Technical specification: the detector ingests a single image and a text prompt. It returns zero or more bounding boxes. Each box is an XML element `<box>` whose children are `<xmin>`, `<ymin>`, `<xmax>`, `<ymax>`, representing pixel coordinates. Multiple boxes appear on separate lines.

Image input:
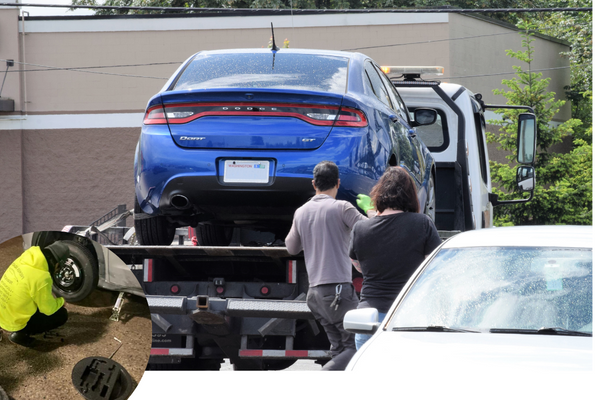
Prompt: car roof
<box><xmin>192</xmin><ymin>48</ymin><xmax>367</xmax><ymax>60</ymax></box>
<box><xmin>443</xmin><ymin>226</ymin><xmax>593</xmax><ymax>249</ymax></box>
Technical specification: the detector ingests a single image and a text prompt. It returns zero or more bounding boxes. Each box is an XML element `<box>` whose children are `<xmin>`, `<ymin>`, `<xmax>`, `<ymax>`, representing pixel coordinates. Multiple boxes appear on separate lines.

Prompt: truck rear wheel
<box><xmin>195</xmin><ymin>224</ymin><xmax>233</xmax><ymax>246</ymax></box>
<box><xmin>134</xmin><ymin>196</ymin><xmax>176</xmax><ymax>245</ymax></box>
<box><xmin>52</xmin><ymin>240</ymin><xmax>99</xmax><ymax>303</ymax></box>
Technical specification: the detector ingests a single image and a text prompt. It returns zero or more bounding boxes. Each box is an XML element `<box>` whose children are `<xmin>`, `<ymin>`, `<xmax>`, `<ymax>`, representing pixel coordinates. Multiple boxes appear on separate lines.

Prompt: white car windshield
<box><xmin>388</xmin><ymin>247</ymin><xmax>592</xmax><ymax>334</ymax></box>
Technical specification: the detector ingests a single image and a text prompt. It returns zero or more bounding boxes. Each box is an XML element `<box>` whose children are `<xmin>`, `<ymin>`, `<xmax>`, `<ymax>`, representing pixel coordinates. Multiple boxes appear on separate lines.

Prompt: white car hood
<box><xmin>346</xmin><ymin>331</ymin><xmax>592</xmax><ymax>372</ymax></box>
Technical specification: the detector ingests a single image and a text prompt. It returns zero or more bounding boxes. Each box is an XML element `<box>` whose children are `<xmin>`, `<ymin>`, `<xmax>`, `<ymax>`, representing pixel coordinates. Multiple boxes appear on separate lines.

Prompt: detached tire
<box><xmin>52</xmin><ymin>240</ymin><xmax>99</xmax><ymax>303</ymax></box>
<box><xmin>195</xmin><ymin>224</ymin><xmax>233</xmax><ymax>246</ymax></box>
<box><xmin>134</xmin><ymin>196</ymin><xmax>176</xmax><ymax>245</ymax></box>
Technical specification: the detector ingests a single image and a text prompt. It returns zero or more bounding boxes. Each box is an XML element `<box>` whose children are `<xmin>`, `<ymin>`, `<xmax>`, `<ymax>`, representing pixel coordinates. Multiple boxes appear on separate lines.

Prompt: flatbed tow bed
<box><xmin>107</xmin><ymin>244</ymin><xmax>331</xmax><ymax>370</ymax></box>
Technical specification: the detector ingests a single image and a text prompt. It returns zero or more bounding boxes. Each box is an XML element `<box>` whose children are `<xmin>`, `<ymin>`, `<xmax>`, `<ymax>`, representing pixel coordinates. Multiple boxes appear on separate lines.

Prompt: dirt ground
<box><xmin>0</xmin><ymin>236</ymin><xmax>152</xmax><ymax>400</ymax></box>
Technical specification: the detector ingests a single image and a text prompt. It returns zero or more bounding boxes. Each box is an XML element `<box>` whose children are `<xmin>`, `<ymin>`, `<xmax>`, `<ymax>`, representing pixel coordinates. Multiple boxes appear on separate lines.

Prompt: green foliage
<box><xmin>72</xmin><ymin>0</ymin><xmax>538</xmax><ymax>17</ymax></box>
<box><xmin>525</xmin><ymin>0</ymin><xmax>592</xmax><ymax>143</ymax></box>
<box><xmin>412</xmin><ymin>0</ymin><xmax>543</xmax><ymax>23</ymax></box>
<box><xmin>487</xmin><ymin>22</ymin><xmax>591</xmax><ymax>226</ymax></box>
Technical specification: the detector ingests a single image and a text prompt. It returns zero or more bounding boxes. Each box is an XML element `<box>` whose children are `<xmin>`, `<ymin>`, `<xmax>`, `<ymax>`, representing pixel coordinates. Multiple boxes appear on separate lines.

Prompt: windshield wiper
<box><xmin>490</xmin><ymin>327</ymin><xmax>592</xmax><ymax>337</ymax></box>
<box><xmin>392</xmin><ymin>326</ymin><xmax>480</xmax><ymax>333</ymax></box>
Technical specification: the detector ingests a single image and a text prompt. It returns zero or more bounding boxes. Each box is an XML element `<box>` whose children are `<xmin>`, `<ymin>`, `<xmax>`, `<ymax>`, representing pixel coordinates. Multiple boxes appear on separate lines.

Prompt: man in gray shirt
<box><xmin>286</xmin><ymin>161</ymin><xmax>369</xmax><ymax>370</ymax></box>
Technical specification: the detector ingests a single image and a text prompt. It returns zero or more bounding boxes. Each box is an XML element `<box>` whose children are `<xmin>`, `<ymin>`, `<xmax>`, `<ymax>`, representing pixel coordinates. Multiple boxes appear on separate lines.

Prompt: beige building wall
<box><xmin>0</xmin><ymin>6</ymin><xmax>24</xmax><ymax>239</ymax></box>
<box><xmin>0</xmin><ymin>11</ymin><xmax>572</xmax><ymax>243</ymax></box>
<box><xmin>0</xmin><ymin>7</ymin><xmax>21</xmax><ymax>108</ymax></box>
<box><xmin>448</xmin><ymin>14</ymin><xmax>570</xmax><ymax>121</ymax></box>
<box><xmin>19</xmin><ymin>14</ymin><xmax>453</xmax><ymax>114</ymax></box>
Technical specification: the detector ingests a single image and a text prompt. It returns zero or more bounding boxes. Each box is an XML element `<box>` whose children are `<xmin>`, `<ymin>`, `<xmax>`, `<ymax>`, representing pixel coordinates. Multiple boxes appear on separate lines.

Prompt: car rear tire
<box><xmin>134</xmin><ymin>196</ymin><xmax>176</xmax><ymax>245</ymax></box>
<box><xmin>52</xmin><ymin>240</ymin><xmax>99</xmax><ymax>303</ymax></box>
<box><xmin>424</xmin><ymin>176</ymin><xmax>436</xmax><ymax>223</ymax></box>
<box><xmin>195</xmin><ymin>224</ymin><xmax>233</xmax><ymax>246</ymax></box>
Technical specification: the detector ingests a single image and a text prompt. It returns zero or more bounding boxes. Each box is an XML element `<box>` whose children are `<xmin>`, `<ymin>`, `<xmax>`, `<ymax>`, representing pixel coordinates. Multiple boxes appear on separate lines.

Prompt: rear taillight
<box><xmin>143</xmin><ymin>102</ymin><xmax>367</xmax><ymax>127</ymax></box>
<box><xmin>334</xmin><ymin>107</ymin><xmax>368</xmax><ymax>127</ymax></box>
<box><xmin>143</xmin><ymin>105</ymin><xmax>167</xmax><ymax>125</ymax></box>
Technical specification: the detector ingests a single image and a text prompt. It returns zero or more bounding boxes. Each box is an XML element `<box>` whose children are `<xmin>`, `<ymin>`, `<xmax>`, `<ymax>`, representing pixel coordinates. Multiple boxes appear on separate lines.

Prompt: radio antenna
<box><xmin>270</xmin><ymin>22</ymin><xmax>280</xmax><ymax>69</ymax></box>
<box><xmin>270</xmin><ymin>23</ymin><xmax>280</xmax><ymax>52</ymax></box>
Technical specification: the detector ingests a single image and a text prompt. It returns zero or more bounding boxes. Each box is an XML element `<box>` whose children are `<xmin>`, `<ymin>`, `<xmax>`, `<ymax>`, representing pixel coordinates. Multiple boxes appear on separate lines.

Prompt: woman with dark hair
<box><xmin>349</xmin><ymin>167</ymin><xmax>441</xmax><ymax>349</ymax></box>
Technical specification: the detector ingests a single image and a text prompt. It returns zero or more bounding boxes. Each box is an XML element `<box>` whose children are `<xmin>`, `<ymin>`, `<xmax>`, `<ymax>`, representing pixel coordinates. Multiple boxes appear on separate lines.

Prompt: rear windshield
<box><xmin>171</xmin><ymin>52</ymin><xmax>349</xmax><ymax>94</ymax></box>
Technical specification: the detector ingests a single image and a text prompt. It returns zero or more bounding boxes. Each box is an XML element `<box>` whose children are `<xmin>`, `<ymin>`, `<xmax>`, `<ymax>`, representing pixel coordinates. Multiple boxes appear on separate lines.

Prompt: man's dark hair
<box><xmin>313</xmin><ymin>161</ymin><xmax>339</xmax><ymax>191</ymax></box>
<box><xmin>370</xmin><ymin>167</ymin><xmax>420</xmax><ymax>213</ymax></box>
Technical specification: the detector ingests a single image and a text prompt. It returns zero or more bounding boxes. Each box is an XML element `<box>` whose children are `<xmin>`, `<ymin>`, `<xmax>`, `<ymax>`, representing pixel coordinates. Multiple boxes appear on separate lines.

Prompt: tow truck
<box><xmin>385</xmin><ymin>66</ymin><xmax>537</xmax><ymax>233</ymax></box>
<box><xmin>66</xmin><ymin>66</ymin><xmax>537</xmax><ymax>370</ymax></box>
<box><xmin>106</xmin><ymin>230</ymin><xmax>330</xmax><ymax>370</ymax></box>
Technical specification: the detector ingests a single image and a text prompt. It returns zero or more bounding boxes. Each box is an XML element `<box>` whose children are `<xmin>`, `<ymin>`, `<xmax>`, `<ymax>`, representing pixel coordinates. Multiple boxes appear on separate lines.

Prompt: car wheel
<box><xmin>424</xmin><ymin>176</ymin><xmax>436</xmax><ymax>223</ymax></box>
<box><xmin>195</xmin><ymin>224</ymin><xmax>233</xmax><ymax>246</ymax></box>
<box><xmin>134</xmin><ymin>196</ymin><xmax>176</xmax><ymax>245</ymax></box>
<box><xmin>52</xmin><ymin>240</ymin><xmax>99</xmax><ymax>303</ymax></box>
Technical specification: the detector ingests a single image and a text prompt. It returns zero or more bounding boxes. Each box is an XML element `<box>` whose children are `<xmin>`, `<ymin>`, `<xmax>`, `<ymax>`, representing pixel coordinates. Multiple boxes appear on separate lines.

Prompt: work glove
<box><xmin>356</xmin><ymin>194</ymin><xmax>374</xmax><ymax>213</ymax></box>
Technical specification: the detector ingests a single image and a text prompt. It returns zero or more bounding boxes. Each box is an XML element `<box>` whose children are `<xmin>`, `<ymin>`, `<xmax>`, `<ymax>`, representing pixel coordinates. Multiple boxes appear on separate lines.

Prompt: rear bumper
<box><xmin>147</xmin><ymin>295</ymin><xmax>314</xmax><ymax>320</ymax></box>
<box><xmin>158</xmin><ymin>175</ymin><xmax>314</xmax><ymax>222</ymax></box>
<box><xmin>134</xmin><ymin>125</ymin><xmax>383</xmax><ymax>220</ymax></box>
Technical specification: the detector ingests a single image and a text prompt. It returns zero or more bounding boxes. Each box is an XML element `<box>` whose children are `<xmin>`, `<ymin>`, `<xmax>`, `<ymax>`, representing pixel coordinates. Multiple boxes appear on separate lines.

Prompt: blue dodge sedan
<box><xmin>134</xmin><ymin>48</ymin><xmax>436</xmax><ymax>245</ymax></box>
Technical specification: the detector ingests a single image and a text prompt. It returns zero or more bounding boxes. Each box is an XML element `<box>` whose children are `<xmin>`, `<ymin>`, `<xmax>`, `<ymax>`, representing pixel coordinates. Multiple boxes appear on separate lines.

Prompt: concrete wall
<box><xmin>0</xmin><ymin>11</ymin><xmax>572</xmax><ymax>243</ymax></box>
<box><xmin>448</xmin><ymin>14</ymin><xmax>570</xmax><ymax>121</ymax></box>
<box><xmin>18</xmin><ymin>13</ymin><xmax>452</xmax><ymax>113</ymax></box>
<box><xmin>0</xmin><ymin>7</ymin><xmax>21</xmax><ymax>109</ymax></box>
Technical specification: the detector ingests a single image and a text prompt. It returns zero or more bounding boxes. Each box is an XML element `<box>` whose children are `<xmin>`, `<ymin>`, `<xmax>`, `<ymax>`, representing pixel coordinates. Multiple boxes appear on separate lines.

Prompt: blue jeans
<box><xmin>354</xmin><ymin>311</ymin><xmax>387</xmax><ymax>350</ymax></box>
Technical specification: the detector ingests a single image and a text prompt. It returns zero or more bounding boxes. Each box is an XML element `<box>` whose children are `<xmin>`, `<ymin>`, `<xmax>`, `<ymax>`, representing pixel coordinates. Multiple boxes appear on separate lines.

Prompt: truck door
<box><xmin>471</xmin><ymin>98</ymin><xmax>492</xmax><ymax>228</ymax></box>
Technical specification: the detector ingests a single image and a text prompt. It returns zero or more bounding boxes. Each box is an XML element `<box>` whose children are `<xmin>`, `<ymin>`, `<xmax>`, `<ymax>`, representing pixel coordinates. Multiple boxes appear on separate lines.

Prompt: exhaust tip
<box><xmin>170</xmin><ymin>194</ymin><xmax>191</xmax><ymax>210</ymax></box>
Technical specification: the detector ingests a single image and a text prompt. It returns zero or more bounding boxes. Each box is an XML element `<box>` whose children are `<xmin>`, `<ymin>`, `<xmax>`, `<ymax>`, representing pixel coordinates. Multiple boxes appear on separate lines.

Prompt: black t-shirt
<box><xmin>349</xmin><ymin>212</ymin><xmax>442</xmax><ymax>313</ymax></box>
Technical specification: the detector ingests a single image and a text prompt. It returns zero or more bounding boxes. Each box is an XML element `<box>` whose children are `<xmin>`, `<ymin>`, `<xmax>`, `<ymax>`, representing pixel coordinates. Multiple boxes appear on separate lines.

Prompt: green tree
<box><xmin>72</xmin><ymin>0</ymin><xmax>536</xmax><ymax>16</ymax></box>
<box><xmin>412</xmin><ymin>0</ymin><xmax>545</xmax><ymax>23</ymax></box>
<box><xmin>525</xmin><ymin>0</ymin><xmax>592</xmax><ymax>143</ymax></box>
<box><xmin>487</xmin><ymin>22</ymin><xmax>591</xmax><ymax>226</ymax></box>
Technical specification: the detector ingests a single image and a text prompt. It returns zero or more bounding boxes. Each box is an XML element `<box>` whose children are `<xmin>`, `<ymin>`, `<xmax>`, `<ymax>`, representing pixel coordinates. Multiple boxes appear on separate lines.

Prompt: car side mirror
<box><xmin>517</xmin><ymin>113</ymin><xmax>536</xmax><ymax>164</ymax></box>
<box><xmin>343</xmin><ymin>308</ymin><xmax>381</xmax><ymax>334</ymax></box>
<box><xmin>516</xmin><ymin>166</ymin><xmax>535</xmax><ymax>192</ymax></box>
<box><xmin>413</xmin><ymin>108</ymin><xmax>437</xmax><ymax>126</ymax></box>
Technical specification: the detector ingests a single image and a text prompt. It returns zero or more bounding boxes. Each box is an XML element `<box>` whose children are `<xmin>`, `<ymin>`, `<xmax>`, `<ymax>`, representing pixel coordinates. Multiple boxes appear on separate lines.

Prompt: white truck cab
<box><xmin>386</xmin><ymin>67</ymin><xmax>536</xmax><ymax>233</ymax></box>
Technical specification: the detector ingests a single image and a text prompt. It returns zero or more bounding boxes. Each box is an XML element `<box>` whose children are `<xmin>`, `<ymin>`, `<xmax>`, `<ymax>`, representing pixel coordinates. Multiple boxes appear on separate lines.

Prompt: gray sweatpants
<box><xmin>307</xmin><ymin>282</ymin><xmax>359</xmax><ymax>371</ymax></box>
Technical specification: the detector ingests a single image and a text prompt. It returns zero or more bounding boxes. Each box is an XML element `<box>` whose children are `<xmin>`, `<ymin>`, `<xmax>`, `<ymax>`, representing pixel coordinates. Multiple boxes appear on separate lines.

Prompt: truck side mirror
<box><xmin>413</xmin><ymin>108</ymin><xmax>437</xmax><ymax>126</ymax></box>
<box><xmin>517</xmin><ymin>113</ymin><xmax>536</xmax><ymax>164</ymax></box>
<box><xmin>516</xmin><ymin>166</ymin><xmax>535</xmax><ymax>192</ymax></box>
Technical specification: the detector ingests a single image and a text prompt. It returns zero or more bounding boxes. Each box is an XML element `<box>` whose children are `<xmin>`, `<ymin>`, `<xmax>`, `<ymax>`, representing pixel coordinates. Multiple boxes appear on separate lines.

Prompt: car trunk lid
<box><xmin>154</xmin><ymin>90</ymin><xmax>348</xmax><ymax>150</ymax></box>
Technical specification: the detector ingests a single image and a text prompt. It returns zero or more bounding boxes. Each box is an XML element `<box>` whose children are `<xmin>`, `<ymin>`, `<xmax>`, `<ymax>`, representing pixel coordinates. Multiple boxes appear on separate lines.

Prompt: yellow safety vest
<box><xmin>0</xmin><ymin>246</ymin><xmax>65</xmax><ymax>332</ymax></box>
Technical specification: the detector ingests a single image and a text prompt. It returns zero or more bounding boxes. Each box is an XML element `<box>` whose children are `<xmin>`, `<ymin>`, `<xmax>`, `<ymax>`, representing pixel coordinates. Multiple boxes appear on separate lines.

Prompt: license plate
<box><xmin>224</xmin><ymin>160</ymin><xmax>270</xmax><ymax>183</ymax></box>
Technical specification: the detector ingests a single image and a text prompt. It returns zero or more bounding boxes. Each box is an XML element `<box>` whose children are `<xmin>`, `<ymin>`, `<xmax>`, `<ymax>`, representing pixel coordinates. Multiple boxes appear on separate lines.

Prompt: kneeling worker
<box><xmin>0</xmin><ymin>242</ymin><xmax>70</xmax><ymax>347</ymax></box>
